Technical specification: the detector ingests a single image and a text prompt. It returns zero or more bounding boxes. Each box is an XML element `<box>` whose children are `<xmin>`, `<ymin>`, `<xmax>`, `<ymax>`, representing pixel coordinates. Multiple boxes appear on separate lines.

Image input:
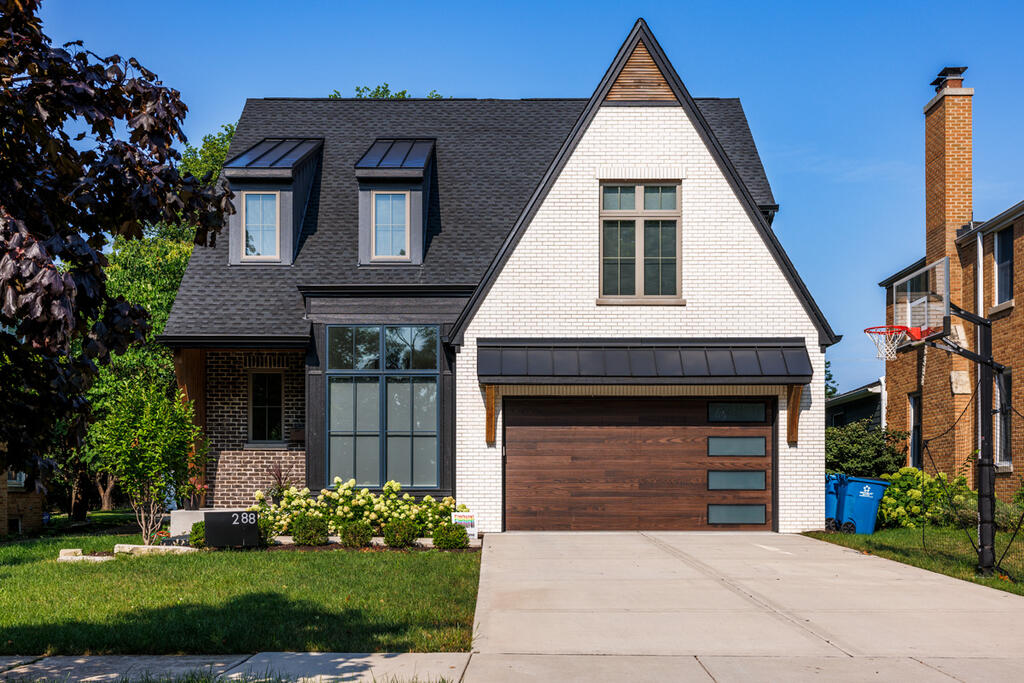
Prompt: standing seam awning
<box><xmin>476</xmin><ymin>338</ymin><xmax>813</xmax><ymax>385</ymax></box>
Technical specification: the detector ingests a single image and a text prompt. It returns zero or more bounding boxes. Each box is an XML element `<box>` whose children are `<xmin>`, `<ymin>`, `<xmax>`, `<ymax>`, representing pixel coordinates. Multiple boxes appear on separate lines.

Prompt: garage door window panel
<box><xmin>708</xmin><ymin>504</ymin><xmax>766</xmax><ymax>525</ymax></box>
<box><xmin>707</xmin><ymin>470</ymin><xmax>766</xmax><ymax>490</ymax></box>
<box><xmin>708</xmin><ymin>401</ymin><xmax>767</xmax><ymax>423</ymax></box>
<box><xmin>326</xmin><ymin>325</ymin><xmax>440</xmax><ymax>489</ymax></box>
<box><xmin>707</xmin><ymin>436</ymin><xmax>766</xmax><ymax>456</ymax></box>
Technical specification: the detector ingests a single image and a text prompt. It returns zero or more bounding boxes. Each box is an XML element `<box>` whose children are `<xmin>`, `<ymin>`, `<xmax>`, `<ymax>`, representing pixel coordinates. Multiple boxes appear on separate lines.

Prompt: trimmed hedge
<box><xmin>291</xmin><ymin>514</ymin><xmax>329</xmax><ymax>546</ymax></box>
<box><xmin>383</xmin><ymin>519</ymin><xmax>419</xmax><ymax>548</ymax></box>
<box><xmin>432</xmin><ymin>522</ymin><xmax>469</xmax><ymax>550</ymax></box>
<box><xmin>339</xmin><ymin>521</ymin><xmax>374</xmax><ymax>549</ymax></box>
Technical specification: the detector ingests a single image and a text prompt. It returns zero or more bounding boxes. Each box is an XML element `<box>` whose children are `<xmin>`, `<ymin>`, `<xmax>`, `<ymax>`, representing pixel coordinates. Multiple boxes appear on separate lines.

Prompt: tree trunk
<box><xmin>69</xmin><ymin>467</ymin><xmax>91</xmax><ymax>522</ymax></box>
<box><xmin>95</xmin><ymin>473</ymin><xmax>116</xmax><ymax>511</ymax></box>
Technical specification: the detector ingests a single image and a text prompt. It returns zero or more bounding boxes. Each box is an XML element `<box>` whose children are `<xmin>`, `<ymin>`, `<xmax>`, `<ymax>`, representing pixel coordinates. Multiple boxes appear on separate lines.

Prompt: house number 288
<box><xmin>231</xmin><ymin>512</ymin><xmax>257</xmax><ymax>525</ymax></box>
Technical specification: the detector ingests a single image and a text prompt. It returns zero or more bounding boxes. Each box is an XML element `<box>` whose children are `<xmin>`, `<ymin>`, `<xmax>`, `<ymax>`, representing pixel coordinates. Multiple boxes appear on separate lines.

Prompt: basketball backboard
<box><xmin>891</xmin><ymin>257</ymin><xmax>950</xmax><ymax>342</ymax></box>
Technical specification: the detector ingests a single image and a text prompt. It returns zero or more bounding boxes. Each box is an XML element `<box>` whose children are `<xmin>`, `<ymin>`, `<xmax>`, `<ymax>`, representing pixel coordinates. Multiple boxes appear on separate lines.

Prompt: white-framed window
<box><xmin>6</xmin><ymin>470</ymin><xmax>26</xmax><ymax>489</ymax></box>
<box><xmin>995</xmin><ymin>227</ymin><xmax>1014</xmax><ymax>305</ymax></box>
<box><xmin>241</xmin><ymin>191</ymin><xmax>280</xmax><ymax>261</ymax></box>
<box><xmin>371</xmin><ymin>190</ymin><xmax>411</xmax><ymax>261</ymax></box>
<box><xmin>599</xmin><ymin>182</ymin><xmax>681</xmax><ymax>300</ymax></box>
<box><xmin>249</xmin><ymin>370</ymin><xmax>285</xmax><ymax>443</ymax></box>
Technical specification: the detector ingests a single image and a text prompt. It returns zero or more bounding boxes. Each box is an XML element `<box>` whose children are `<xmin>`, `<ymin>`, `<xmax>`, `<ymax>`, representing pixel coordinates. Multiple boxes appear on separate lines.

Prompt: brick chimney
<box><xmin>924</xmin><ymin>66</ymin><xmax>972</xmax><ymax>293</ymax></box>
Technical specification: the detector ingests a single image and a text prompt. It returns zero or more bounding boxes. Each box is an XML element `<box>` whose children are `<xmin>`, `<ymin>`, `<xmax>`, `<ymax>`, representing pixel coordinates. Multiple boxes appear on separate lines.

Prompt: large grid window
<box><xmin>996</xmin><ymin>227</ymin><xmax>1014</xmax><ymax>305</ymax></box>
<box><xmin>326</xmin><ymin>325</ymin><xmax>439</xmax><ymax>488</ymax></box>
<box><xmin>242</xmin><ymin>192</ymin><xmax>279</xmax><ymax>259</ymax></box>
<box><xmin>600</xmin><ymin>183</ymin><xmax>679</xmax><ymax>299</ymax></box>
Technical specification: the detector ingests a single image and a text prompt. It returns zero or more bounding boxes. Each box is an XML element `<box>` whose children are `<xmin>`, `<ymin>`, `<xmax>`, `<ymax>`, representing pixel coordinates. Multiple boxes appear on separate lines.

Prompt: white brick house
<box><xmin>165</xmin><ymin>19</ymin><xmax>838</xmax><ymax>532</ymax></box>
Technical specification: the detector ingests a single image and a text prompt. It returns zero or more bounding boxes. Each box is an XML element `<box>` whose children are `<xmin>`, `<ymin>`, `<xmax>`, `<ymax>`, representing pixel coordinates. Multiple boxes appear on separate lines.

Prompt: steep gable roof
<box><xmin>449</xmin><ymin>19</ymin><xmax>838</xmax><ymax>347</ymax></box>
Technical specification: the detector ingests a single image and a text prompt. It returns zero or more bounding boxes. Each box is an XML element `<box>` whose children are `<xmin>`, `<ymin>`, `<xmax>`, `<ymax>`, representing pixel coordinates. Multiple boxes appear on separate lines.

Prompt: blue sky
<box><xmin>40</xmin><ymin>1</ymin><xmax>1024</xmax><ymax>391</ymax></box>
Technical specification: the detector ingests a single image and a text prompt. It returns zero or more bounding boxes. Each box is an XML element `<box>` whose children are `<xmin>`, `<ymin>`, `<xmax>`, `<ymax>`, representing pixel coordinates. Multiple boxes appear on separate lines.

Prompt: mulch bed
<box><xmin>228</xmin><ymin>543</ymin><xmax>481</xmax><ymax>553</ymax></box>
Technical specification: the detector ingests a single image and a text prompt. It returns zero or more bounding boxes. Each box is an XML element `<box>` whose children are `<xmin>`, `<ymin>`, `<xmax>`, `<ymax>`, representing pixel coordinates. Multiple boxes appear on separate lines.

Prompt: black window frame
<box><xmin>324</xmin><ymin>325</ymin><xmax>441</xmax><ymax>490</ymax></box>
<box><xmin>995</xmin><ymin>227</ymin><xmax>1014</xmax><ymax>305</ymax></box>
<box><xmin>707</xmin><ymin>503</ymin><xmax>767</xmax><ymax>525</ymax></box>
<box><xmin>707</xmin><ymin>436</ymin><xmax>767</xmax><ymax>457</ymax></box>
<box><xmin>248</xmin><ymin>370</ymin><xmax>285</xmax><ymax>445</ymax></box>
<box><xmin>706</xmin><ymin>470</ymin><xmax>767</xmax><ymax>491</ymax></box>
<box><xmin>707</xmin><ymin>400</ymin><xmax>768</xmax><ymax>423</ymax></box>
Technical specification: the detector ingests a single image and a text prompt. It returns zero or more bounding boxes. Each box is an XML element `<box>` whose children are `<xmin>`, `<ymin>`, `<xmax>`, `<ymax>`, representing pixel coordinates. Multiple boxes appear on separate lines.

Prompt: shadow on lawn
<box><xmin>1</xmin><ymin>592</ymin><xmax>418</xmax><ymax>656</ymax></box>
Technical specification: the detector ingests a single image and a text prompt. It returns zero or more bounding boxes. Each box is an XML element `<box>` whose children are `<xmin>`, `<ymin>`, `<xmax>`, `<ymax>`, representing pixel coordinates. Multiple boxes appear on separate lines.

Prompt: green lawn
<box><xmin>806</xmin><ymin>527</ymin><xmax>1024</xmax><ymax>597</ymax></box>
<box><xmin>0</xmin><ymin>534</ymin><xmax>480</xmax><ymax>655</ymax></box>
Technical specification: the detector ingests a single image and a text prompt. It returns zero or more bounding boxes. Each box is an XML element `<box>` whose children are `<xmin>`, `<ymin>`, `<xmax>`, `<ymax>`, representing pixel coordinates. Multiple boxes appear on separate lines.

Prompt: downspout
<box><xmin>977</xmin><ymin>231</ymin><xmax>984</xmax><ymax>453</ymax></box>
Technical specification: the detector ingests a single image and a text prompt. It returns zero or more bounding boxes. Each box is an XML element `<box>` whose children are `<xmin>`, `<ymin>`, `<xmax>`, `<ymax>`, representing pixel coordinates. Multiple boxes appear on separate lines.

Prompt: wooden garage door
<box><xmin>503</xmin><ymin>397</ymin><xmax>774</xmax><ymax>531</ymax></box>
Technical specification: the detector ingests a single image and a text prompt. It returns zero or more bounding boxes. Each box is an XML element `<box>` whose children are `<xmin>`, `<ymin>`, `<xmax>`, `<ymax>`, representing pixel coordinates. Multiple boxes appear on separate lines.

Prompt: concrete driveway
<box><xmin>466</xmin><ymin>532</ymin><xmax>1024</xmax><ymax>681</ymax></box>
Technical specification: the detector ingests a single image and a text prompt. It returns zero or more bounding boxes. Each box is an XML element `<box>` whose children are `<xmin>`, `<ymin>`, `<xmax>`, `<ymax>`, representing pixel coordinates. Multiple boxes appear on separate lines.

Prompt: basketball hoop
<box><xmin>864</xmin><ymin>325</ymin><xmax>912</xmax><ymax>360</ymax></box>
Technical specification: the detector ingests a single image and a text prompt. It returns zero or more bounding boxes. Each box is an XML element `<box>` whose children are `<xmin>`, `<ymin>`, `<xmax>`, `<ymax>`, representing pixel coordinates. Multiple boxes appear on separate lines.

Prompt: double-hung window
<box><xmin>249</xmin><ymin>371</ymin><xmax>284</xmax><ymax>443</ymax></box>
<box><xmin>371</xmin><ymin>191</ymin><xmax>410</xmax><ymax>260</ymax></box>
<box><xmin>242</xmin><ymin>192</ymin><xmax>280</xmax><ymax>260</ymax></box>
<box><xmin>326</xmin><ymin>325</ymin><xmax>440</xmax><ymax>488</ymax></box>
<box><xmin>600</xmin><ymin>183</ymin><xmax>680</xmax><ymax>300</ymax></box>
<box><xmin>995</xmin><ymin>227</ymin><xmax>1013</xmax><ymax>305</ymax></box>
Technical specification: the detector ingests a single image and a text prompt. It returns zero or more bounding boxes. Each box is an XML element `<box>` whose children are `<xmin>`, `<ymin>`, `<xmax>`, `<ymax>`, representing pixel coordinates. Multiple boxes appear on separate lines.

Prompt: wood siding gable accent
<box><xmin>605</xmin><ymin>42</ymin><xmax>678</xmax><ymax>103</ymax></box>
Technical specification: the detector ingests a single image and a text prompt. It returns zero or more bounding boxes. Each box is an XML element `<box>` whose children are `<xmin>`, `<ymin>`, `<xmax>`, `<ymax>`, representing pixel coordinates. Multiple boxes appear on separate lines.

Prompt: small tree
<box><xmin>88</xmin><ymin>378</ymin><xmax>205</xmax><ymax>544</ymax></box>
<box><xmin>825</xmin><ymin>419</ymin><xmax>907</xmax><ymax>478</ymax></box>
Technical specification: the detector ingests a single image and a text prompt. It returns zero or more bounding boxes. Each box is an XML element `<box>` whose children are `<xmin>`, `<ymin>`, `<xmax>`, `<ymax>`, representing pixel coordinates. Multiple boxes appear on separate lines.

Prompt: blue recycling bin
<box><xmin>825</xmin><ymin>474</ymin><xmax>845</xmax><ymax>531</ymax></box>
<box><xmin>840</xmin><ymin>477</ymin><xmax>891</xmax><ymax>535</ymax></box>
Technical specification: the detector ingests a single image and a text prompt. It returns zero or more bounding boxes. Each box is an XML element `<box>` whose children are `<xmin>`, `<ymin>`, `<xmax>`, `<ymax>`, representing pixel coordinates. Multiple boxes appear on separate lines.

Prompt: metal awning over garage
<box><xmin>476</xmin><ymin>338</ymin><xmax>813</xmax><ymax>385</ymax></box>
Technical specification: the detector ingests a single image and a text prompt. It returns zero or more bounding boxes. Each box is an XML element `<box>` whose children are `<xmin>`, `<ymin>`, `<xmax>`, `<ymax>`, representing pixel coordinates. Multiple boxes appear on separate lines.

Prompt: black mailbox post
<box><xmin>204</xmin><ymin>511</ymin><xmax>261</xmax><ymax>547</ymax></box>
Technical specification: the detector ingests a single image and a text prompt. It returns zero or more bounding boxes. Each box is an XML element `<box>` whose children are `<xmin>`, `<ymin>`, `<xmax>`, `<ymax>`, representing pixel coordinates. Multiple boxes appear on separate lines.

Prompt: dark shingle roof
<box><xmin>164</xmin><ymin>97</ymin><xmax>776</xmax><ymax>340</ymax></box>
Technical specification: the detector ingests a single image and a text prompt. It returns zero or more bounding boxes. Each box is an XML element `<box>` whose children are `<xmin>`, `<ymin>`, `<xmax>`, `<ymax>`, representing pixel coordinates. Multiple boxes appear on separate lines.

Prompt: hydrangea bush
<box><xmin>877</xmin><ymin>467</ymin><xmax>971</xmax><ymax>529</ymax></box>
<box><xmin>249</xmin><ymin>478</ymin><xmax>467</xmax><ymax>536</ymax></box>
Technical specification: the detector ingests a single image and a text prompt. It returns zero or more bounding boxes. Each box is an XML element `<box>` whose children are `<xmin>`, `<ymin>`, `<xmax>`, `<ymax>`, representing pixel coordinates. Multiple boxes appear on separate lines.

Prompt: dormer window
<box><xmin>372</xmin><ymin>191</ymin><xmax>410</xmax><ymax>260</ymax></box>
<box><xmin>242</xmin><ymin>192</ymin><xmax>280</xmax><ymax>260</ymax></box>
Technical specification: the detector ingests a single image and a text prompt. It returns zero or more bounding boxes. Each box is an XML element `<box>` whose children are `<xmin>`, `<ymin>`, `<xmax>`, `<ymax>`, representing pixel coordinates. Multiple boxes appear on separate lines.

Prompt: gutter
<box><xmin>956</xmin><ymin>198</ymin><xmax>1024</xmax><ymax>246</ymax></box>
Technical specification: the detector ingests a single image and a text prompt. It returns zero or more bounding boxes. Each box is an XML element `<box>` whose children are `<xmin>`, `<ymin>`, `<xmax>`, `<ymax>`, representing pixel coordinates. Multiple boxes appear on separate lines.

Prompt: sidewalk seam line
<box><xmin>215</xmin><ymin>653</ymin><xmax>256</xmax><ymax>681</ymax></box>
<box><xmin>457</xmin><ymin>652</ymin><xmax>472</xmax><ymax>683</ymax></box>
<box><xmin>694</xmin><ymin>655</ymin><xmax>719</xmax><ymax>682</ymax></box>
<box><xmin>639</xmin><ymin>532</ymin><xmax>856</xmax><ymax>658</ymax></box>
<box><xmin>910</xmin><ymin>656</ymin><xmax>967</xmax><ymax>682</ymax></box>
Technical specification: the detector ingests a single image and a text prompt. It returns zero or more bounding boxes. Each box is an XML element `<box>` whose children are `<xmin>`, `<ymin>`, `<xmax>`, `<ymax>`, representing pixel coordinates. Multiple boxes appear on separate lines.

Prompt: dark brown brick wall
<box><xmin>204</xmin><ymin>350</ymin><xmax>308</xmax><ymax>507</ymax></box>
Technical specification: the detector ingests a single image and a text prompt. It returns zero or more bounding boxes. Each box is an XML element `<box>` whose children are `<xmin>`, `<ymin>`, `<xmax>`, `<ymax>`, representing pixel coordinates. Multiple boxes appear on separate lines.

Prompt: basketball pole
<box><xmin>933</xmin><ymin>304</ymin><xmax>1008</xmax><ymax>575</ymax></box>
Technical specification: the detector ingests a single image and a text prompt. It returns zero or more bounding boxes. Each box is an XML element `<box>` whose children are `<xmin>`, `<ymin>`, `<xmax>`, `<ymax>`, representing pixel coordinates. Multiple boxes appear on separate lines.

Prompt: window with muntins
<box><xmin>250</xmin><ymin>372</ymin><xmax>284</xmax><ymax>442</ymax></box>
<box><xmin>372</xmin><ymin>191</ymin><xmax>410</xmax><ymax>260</ymax></box>
<box><xmin>600</xmin><ymin>183</ymin><xmax>679</xmax><ymax>299</ymax></box>
<box><xmin>326</xmin><ymin>325</ymin><xmax>440</xmax><ymax>488</ymax></box>
<box><xmin>243</xmin><ymin>192</ymin><xmax>279</xmax><ymax>260</ymax></box>
<box><xmin>996</xmin><ymin>227</ymin><xmax>1013</xmax><ymax>304</ymax></box>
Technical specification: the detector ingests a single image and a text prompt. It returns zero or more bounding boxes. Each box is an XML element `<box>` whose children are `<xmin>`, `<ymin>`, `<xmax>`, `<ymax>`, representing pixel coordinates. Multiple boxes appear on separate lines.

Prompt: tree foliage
<box><xmin>825</xmin><ymin>419</ymin><xmax>907</xmax><ymax>478</ymax></box>
<box><xmin>87</xmin><ymin>378</ymin><xmax>205</xmax><ymax>544</ymax></box>
<box><xmin>0</xmin><ymin>1</ymin><xmax>232</xmax><ymax>474</ymax></box>
<box><xmin>328</xmin><ymin>83</ymin><xmax>443</xmax><ymax>99</ymax></box>
<box><xmin>825</xmin><ymin>360</ymin><xmax>837</xmax><ymax>398</ymax></box>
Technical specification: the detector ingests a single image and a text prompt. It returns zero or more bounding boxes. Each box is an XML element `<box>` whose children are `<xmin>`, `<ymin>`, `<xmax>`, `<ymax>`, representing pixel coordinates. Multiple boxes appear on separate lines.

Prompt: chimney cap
<box><xmin>931</xmin><ymin>66</ymin><xmax>968</xmax><ymax>89</ymax></box>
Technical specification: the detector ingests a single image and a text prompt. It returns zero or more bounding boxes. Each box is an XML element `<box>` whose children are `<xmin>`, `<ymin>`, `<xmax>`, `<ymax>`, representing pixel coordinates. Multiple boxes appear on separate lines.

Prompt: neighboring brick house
<box><xmin>2</xmin><ymin>469</ymin><xmax>44</xmax><ymax>536</ymax></box>
<box><xmin>161</xmin><ymin>19</ymin><xmax>839</xmax><ymax>532</ymax></box>
<box><xmin>879</xmin><ymin>67</ymin><xmax>1023</xmax><ymax>501</ymax></box>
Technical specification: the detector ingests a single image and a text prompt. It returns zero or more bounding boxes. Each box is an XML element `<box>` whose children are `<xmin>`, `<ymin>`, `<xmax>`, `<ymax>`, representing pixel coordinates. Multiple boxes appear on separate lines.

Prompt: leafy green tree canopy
<box><xmin>328</xmin><ymin>83</ymin><xmax>443</xmax><ymax>99</ymax></box>
<box><xmin>0</xmin><ymin>0</ymin><xmax>232</xmax><ymax>473</ymax></box>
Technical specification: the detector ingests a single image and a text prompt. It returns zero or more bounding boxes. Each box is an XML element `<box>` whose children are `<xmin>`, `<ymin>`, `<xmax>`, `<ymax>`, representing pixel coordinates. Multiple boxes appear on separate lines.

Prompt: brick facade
<box><xmin>883</xmin><ymin>73</ymin><xmax>1022</xmax><ymax>501</ymax></box>
<box><xmin>1</xmin><ymin>474</ymin><xmax>44</xmax><ymax>536</ymax></box>
<box><xmin>203</xmin><ymin>350</ymin><xmax>306</xmax><ymax>507</ymax></box>
<box><xmin>457</xmin><ymin>106</ymin><xmax>828</xmax><ymax>533</ymax></box>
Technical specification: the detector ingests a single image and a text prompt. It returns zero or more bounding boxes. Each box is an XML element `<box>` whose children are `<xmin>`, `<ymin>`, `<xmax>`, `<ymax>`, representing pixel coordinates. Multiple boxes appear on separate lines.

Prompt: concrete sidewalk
<box><xmin>0</xmin><ymin>653</ymin><xmax>470</xmax><ymax>682</ymax></box>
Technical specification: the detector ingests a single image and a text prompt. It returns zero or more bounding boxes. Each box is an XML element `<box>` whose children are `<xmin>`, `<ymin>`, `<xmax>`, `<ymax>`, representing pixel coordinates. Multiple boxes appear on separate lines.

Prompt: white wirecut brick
<box><xmin>456</xmin><ymin>107</ymin><xmax>826</xmax><ymax>534</ymax></box>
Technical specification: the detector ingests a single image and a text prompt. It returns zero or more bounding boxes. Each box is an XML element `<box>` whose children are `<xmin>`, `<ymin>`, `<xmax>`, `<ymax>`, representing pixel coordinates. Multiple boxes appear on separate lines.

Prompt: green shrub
<box><xmin>338</xmin><ymin>520</ymin><xmax>374</xmax><ymax>548</ymax></box>
<box><xmin>878</xmin><ymin>467</ymin><xmax>972</xmax><ymax>529</ymax></box>
<box><xmin>257</xmin><ymin>515</ymin><xmax>277</xmax><ymax>547</ymax></box>
<box><xmin>189</xmin><ymin>521</ymin><xmax>206</xmax><ymax>548</ymax></box>
<box><xmin>383</xmin><ymin>518</ymin><xmax>419</xmax><ymax>548</ymax></box>
<box><xmin>826</xmin><ymin>420</ymin><xmax>907</xmax><ymax>478</ymax></box>
<box><xmin>291</xmin><ymin>514</ymin><xmax>329</xmax><ymax>546</ymax></box>
<box><xmin>249</xmin><ymin>479</ymin><xmax>467</xmax><ymax>536</ymax></box>
<box><xmin>432</xmin><ymin>522</ymin><xmax>469</xmax><ymax>550</ymax></box>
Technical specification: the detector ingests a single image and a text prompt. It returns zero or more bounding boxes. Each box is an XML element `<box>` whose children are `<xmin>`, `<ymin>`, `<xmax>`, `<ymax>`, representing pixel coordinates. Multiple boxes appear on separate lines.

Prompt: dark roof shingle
<box><xmin>164</xmin><ymin>97</ymin><xmax>775</xmax><ymax>339</ymax></box>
